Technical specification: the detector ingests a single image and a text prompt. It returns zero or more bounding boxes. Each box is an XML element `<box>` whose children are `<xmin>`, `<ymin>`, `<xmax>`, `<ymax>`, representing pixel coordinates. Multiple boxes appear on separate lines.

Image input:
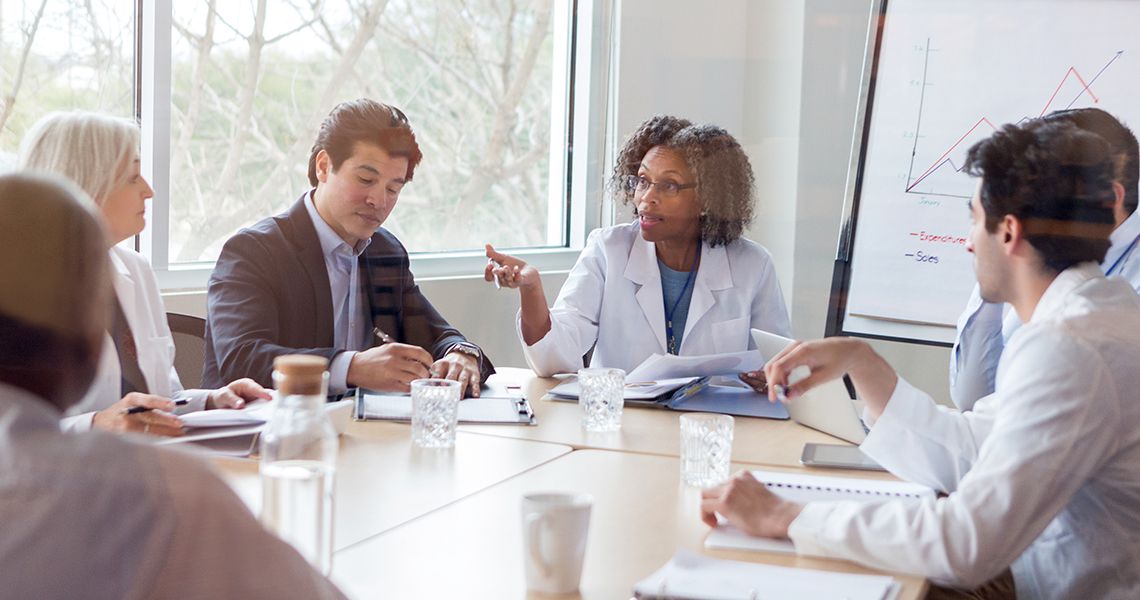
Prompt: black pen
<box><xmin>124</xmin><ymin>399</ymin><xmax>188</xmax><ymax>415</ymax></box>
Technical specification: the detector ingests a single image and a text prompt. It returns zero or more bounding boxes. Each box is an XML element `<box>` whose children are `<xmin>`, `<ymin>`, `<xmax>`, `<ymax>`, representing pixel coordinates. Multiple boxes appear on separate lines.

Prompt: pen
<box><xmin>488</xmin><ymin>257</ymin><xmax>501</xmax><ymax>289</ymax></box>
<box><xmin>124</xmin><ymin>399</ymin><xmax>188</xmax><ymax>415</ymax></box>
<box><xmin>373</xmin><ymin>326</ymin><xmax>396</xmax><ymax>345</ymax></box>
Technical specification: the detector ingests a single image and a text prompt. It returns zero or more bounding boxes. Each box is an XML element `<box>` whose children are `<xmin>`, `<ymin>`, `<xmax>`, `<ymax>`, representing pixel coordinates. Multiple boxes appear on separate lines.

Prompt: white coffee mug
<box><xmin>521</xmin><ymin>492</ymin><xmax>593</xmax><ymax>595</ymax></box>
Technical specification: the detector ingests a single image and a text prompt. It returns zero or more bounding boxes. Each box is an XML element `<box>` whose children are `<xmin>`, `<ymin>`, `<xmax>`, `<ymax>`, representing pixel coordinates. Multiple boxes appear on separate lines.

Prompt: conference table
<box><xmin>212</xmin><ymin>368</ymin><xmax>929</xmax><ymax>599</ymax></box>
<box><xmin>460</xmin><ymin>368</ymin><xmax>851</xmax><ymax>467</ymax></box>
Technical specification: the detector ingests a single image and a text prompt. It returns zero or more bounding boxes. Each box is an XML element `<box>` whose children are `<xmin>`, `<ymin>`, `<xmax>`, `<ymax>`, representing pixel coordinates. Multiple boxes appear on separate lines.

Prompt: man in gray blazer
<box><xmin>204</xmin><ymin>99</ymin><xmax>492</xmax><ymax>398</ymax></box>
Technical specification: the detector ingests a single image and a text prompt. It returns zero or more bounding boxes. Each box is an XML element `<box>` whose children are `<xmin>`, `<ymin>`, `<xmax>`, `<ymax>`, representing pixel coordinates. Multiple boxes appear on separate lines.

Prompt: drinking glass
<box><xmin>679</xmin><ymin>413</ymin><xmax>734</xmax><ymax>487</ymax></box>
<box><xmin>411</xmin><ymin>378</ymin><xmax>461</xmax><ymax>448</ymax></box>
<box><xmin>577</xmin><ymin>368</ymin><xmax>624</xmax><ymax>431</ymax></box>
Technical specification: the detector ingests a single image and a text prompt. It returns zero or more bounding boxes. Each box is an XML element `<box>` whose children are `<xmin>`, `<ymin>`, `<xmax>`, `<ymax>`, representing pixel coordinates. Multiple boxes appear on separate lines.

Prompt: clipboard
<box><xmin>353</xmin><ymin>388</ymin><xmax>537</xmax><ymax>426</ymax></box>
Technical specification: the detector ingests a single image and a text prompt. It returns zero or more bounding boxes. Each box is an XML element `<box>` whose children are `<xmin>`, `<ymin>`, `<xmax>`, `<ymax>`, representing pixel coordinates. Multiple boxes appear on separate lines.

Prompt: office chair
<box><xmin>166</xmin><ymin>312</ymin><xmax>207</xmax><ymax>389</ymax></box>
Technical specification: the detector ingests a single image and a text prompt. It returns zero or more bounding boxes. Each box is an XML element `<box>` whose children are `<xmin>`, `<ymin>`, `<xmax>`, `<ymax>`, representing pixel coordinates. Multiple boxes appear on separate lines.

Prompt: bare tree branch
<box><xmin>0</xmin><ymin>0</ymin><xmax>49</xmax><ymax>131</ymax></box>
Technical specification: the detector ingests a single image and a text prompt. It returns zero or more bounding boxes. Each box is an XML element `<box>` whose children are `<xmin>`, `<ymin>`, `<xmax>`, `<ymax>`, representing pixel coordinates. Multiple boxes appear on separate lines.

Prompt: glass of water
<box><xmin>578</xmin><ymin>367</ymin><xmax>624</xmax><ymax>432</ymax></box>
<box><xmin>411</xmin><ymin>378</ymin><xmax>462</xmax><ymax>448</ymax></box>
<box><xmin>679</xmin><ymin>413</ymin><xmax>734</xmax><ymax>488</ymax></box>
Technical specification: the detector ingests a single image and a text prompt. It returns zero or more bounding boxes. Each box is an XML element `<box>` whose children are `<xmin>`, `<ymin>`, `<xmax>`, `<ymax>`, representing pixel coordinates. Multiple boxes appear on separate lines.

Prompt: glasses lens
<box><xmin>625</xmin><ymin>175</ymin><xmax>641</xmax><ymax>192</ymax></box>
<box><xmin>660</xmin><ymin>182</ymin><xmax>681</xmax><ymax>197</ymax></box>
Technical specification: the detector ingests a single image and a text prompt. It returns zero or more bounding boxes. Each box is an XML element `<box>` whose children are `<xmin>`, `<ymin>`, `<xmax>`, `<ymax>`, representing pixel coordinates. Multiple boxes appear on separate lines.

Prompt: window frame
<box><xmin>136</xmin><ymin>0</ymin><xmax>617</xmax><ymax>291</ymax></box>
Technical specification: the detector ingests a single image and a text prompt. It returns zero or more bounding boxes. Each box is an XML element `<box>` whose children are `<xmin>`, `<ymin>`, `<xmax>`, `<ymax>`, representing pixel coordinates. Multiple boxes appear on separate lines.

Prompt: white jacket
<box><xmin>62</xmin><ymin>246</ymin><xmax>208</xmax><ymax>430</ymax></box>
<box><xmin>789</xmin><ymin>264</ymin><xmax>1140</xmax><ymax>599</ymax></box>
<box><xmin>520</xmin><ymin>221</ymin><xmax>791</xmax><ymax>376</ymax></box>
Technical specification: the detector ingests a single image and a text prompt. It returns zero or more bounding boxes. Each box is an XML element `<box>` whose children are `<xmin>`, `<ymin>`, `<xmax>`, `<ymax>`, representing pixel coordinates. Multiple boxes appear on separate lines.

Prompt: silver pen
<box><xmin>488</xmin><ymin>257</ymin><xmax>501</xmax><ymax>289</ymax></box>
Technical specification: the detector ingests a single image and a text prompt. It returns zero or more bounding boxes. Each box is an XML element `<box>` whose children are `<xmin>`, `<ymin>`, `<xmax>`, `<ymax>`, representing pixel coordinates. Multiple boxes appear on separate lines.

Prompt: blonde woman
<box><xmin>19</xmin><ymin>112</ymin><xmax>269</xmax><ymax>436</ymax></box>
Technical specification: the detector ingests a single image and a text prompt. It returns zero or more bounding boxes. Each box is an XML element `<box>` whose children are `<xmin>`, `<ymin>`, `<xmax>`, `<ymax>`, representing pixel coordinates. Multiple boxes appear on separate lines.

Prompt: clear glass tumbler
<box><xmin>679</xmin><ymin>413</ymin><xmax>734</xmax><ymax>488</ymax></box>
<box><xmin>411</xmin><ymin>378</ymin><xmax>461</xmax><ymax>448</ymax></box>
<box><xmin>578</xmin><ymin>367</ymin><xmax>624</xmax><ymax>432</ymax></box>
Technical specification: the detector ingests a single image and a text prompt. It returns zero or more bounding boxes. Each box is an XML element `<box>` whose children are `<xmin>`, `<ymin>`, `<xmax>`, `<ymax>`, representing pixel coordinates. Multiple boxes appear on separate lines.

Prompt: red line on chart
<box><xmin>906</xmin><ymin>117</ymin><xmax>996</xmax><ymax>192</ymax></box>
<box><xmin>905</xmin><ymin>52</ymin><xmax>1122</xmax><ymax>195</ymax></box>
<box><xmin>1038</xmin><ymin>66</ymin><xmax>1099</xmax><ymax>117</ymax></box>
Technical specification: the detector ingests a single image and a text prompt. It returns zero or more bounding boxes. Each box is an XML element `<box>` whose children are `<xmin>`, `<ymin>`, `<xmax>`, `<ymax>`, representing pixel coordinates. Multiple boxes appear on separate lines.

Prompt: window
<box><xmin>0</xmin><ymin>1</ymin><xmax>135</xmax><ymax>166</ymax></box>
<box><xmin>163</xmin><ymin>0</ymin><xmax>570</xmax><ymax>266</ymax></box>
<box><xmin>2</xmin><ymin>0</ymin><xmax>612</xmax><ymax>288</ymax></box>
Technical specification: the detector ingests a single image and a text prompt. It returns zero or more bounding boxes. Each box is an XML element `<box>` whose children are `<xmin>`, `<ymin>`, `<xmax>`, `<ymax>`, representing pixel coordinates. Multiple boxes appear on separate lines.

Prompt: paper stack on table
<box><xmin>633</xmin><ymin>550</ymin><xmax>899</xmax><ymax>600</ymax></box>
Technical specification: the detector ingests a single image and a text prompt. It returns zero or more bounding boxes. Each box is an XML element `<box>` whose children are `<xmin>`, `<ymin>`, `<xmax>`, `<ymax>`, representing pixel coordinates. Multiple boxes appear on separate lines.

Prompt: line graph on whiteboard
<box><xmin>901</xmin><ymin>38</ymin><xmax>1125</xmax><ymax>200</ymax></box>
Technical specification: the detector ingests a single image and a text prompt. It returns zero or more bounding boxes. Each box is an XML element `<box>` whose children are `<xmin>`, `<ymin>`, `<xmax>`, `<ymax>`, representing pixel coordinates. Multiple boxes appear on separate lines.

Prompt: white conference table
<box><xmin>460</xmin><ymin>367</ymin><xmax>851</xmax><ymax>467</ymax></box>
<box><xmin>214</xmin><ymin>420</ymin><xmax>571</xmax><ymax>551</ymax></box>
<box><xmin>330</xmin><ymin>449</ymin><xmax>927</xmax><ymax>599</ymax></box>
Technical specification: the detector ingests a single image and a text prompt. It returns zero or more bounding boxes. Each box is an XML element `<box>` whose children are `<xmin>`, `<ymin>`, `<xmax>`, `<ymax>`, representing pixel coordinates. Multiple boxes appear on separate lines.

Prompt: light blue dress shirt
<box><xmin>303</xmin><ymin>193</ymin><xmax>372</xmax><ymax>393</ymax></box>
<box><xmin>949</xmin><ymin>210</ymin><xmax>1140</xmax><ymax>410</ymax></box>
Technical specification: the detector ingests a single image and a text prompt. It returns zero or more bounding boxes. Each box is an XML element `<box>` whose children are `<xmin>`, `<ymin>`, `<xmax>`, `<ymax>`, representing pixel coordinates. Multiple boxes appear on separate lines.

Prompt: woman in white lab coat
<box><xmin>485</xmin><ymin>115</ymin><xmax>791</xmax><ymax>378</ymax></box>
<box><xmin>19</xmin><ymin>112</ymin><xmax>270</xmax><ymax>436</ymax></box>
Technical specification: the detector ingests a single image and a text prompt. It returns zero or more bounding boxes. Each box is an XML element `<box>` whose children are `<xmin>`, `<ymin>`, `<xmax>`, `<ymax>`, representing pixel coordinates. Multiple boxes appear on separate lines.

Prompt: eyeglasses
<box><xmin>625</xmin><ymin>174</ymin><xmax>696</xmax><ymax>198</ymax></box>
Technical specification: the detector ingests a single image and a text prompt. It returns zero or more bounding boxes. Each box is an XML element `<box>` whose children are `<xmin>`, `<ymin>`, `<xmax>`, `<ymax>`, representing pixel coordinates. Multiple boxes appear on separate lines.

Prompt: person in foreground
<box><xmin>485</xmin><ymin>115</ymin><xmax>790</xmax><ymax>378</ymax></box>
<box><xmin>205</xmin><ymin>99</ymin><xmax>492</xmax><ymax>398</ymax></box>
<box><xmin>701</xmin><ymin>120</ymin><xmax>1140</xmax><ymax>599</ymax></box>
<box><xmin>19</xmin><ymin>112</ymin><xmax>269</xmax><ymax>436</ymax></box>
<box><xmin>950</xmin><ymin>108</ymin><xmax>1140</xmax><ymax>410</ymax></box>
<box><xmin>0</xmin><ymin>173</ymin><xmax>345</xmax><ymax>599</ymax></box>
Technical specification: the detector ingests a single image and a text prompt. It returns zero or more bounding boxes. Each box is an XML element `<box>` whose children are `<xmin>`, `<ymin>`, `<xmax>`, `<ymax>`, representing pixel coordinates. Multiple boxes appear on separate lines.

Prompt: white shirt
<box><xmin>302</xmin><ymin>193</ymin><xmax>371</xmax><ymax>394</ymax></box>
<box><xmin>520</xmin><ymin>221</ymin><xmax>791</xmax><ymax>376</ymax></box>
<box><xmin>950</xmin><ymin>210</ymin><xmax>1140</xmax><ymax>409</ymax></box>
<box><xmin>62</xmin><ymin>246</ymin><xmax>210</xmax><ymax>430</ymax></box>
<box><xmin>0</xmin><ymin>382</ymin><xmax>345</xmax><ymax>599</ymax></box>
<box><xmin>789</xmin><ymin>264</ymin><xmax>1140</xmax><ymax>598</ymax></box>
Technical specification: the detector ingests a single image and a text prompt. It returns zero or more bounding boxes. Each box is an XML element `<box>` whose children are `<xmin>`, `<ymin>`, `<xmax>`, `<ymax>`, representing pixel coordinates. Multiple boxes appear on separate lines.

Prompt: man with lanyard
<box><xmin>950</xmin><ymin>107</ymin><xmax>1140</xmax><ymax>410</ymax></box>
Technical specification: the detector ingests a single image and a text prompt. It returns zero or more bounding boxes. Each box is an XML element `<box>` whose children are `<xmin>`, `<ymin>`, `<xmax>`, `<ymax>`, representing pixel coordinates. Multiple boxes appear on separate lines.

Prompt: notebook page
<box><xmin>705</xmin><ymin>469</ymin><xmax>934</xmax><ymax>554</ymax></box>
<box><xmin>634</xmin><ymin>550</ymin><xmax>898</xmax><ymax>600</ymax></box>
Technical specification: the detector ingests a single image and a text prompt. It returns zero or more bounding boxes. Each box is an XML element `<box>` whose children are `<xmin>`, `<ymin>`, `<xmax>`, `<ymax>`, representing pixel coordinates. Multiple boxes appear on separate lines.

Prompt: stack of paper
<box><xmin>547</xmin><ymin>376</ymin><xmax>701</xmax><ymax>401</ymax></box>
<box><xmin>633</xmin><ymin>550</ymin><xmax>899</xmax><ymax>600</ymax></box>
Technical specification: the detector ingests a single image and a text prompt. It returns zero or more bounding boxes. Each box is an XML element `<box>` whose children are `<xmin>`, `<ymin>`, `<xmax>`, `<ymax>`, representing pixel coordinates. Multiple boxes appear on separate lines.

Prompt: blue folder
<box><xmin>664</xmin><ymin>383</ymin><xmax>789</xmax><ymax>420</ymax></box>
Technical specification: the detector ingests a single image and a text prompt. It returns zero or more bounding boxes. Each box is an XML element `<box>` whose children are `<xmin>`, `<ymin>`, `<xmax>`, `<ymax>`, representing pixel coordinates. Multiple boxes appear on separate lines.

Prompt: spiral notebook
<box><xmin>705</xmin><ymin>469</ymin><xmax>934</xmax><ymax>554</ymax></box>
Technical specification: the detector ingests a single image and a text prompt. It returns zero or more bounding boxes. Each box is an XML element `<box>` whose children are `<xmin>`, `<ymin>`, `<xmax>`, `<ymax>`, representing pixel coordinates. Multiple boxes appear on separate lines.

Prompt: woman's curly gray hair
<box><xmin>609</xmin><ymin>115</ymin><xmax>756</xmax><ymax>246</ymax></box>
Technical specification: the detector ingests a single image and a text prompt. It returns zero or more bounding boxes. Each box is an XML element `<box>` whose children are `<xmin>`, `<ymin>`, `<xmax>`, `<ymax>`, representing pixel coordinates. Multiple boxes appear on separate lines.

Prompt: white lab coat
<box><xmin>519</xmin><ymin>221</ymin><xmax>791</xmax><ymax>376</ymax></box>
<box><xmin>788</xmin><ymin>264</ymin><xmax>1140</xmax><ymax>599</ymax></box>
<box><xmin>949</xmin><ymin>210</ymin><xmax>1140</xmax><ymax>410</ymax></box>
<box><xmin>61</xmin><ymin>246</ymin><xmax>208</xmax><ymax>430</ymax></box>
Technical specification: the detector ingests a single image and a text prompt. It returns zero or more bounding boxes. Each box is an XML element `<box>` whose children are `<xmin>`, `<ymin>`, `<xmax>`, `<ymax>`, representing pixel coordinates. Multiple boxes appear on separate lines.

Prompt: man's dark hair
<box><xmin>307</xmin><ymin>99</ymin><xmax>423</xmax><ymax>187</ymax></box>
<box><xmin>1043</xmin><ymin>107</ymin><xmax>1139</xmax><ymax>215</ymax></box>
<box><xmin>964</xmin><ymin>119</ymin><xmax>1117</xmax><ymax>273</ymax></box>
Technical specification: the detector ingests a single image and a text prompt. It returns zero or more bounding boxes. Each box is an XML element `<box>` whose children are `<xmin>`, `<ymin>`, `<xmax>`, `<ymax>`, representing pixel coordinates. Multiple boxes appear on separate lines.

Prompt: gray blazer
<box><xmin>202</xmin><ymin>193</ymin><xmax>493</xmax><ymax>389</ymax></box>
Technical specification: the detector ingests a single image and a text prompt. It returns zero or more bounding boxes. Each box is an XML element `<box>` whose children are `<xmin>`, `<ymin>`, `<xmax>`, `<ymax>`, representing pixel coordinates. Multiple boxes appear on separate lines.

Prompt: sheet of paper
<box><xmin>626</xmin><ymin>350</ymin><xmax>764</xmax><ymax>382</ymax></box>
<box><xmin>179</xmin><ymin>399</ymin><xmax>275</xmax><ymax>428</ymax></box>
<box><xmin>634</xmin><ymin>550</ymin><xmax>898</xmax><ymax>600</ymax></box>
<box><xmin>705</xmin><ymin>469</ymin><xmax>933</xmax><ymax>554</ymax></box>
<box><xmin>546</xmin><ymin>376</ymin><xmax>699</xmax><ymax>400</ymax></box>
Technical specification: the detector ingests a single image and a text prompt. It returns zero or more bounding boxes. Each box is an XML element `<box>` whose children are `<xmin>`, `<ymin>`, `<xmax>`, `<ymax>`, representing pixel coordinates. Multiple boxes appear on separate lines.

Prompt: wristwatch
<box><xmin>447</xmin><ymin>342</ymin><xmax>482</xmax><ymax>363</ymax></box>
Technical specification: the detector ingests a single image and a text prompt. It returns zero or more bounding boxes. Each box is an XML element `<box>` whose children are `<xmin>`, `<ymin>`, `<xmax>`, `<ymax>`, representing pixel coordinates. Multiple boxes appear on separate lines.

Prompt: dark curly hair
<box><xmin>964</xmin><ymin>119</ymin><xmax>1116</xmax><ymax>273</ymax></box>
<box><xmin>609</xmin><ymin>115</ymin><xmax>755</xmax><ymax>246</ymax></box>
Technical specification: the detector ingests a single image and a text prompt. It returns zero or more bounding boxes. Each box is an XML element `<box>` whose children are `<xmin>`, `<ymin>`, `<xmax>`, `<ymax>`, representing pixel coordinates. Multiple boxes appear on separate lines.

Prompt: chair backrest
<box><xmin>166</xmin><ymin>312</ymin><xmax>207</xmax><ymax>389</ymax></box>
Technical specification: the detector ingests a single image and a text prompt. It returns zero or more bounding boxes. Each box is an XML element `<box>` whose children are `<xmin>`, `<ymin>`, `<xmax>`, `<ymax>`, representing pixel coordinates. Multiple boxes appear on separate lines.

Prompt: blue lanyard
<box><xmin>665</xmin><ymin>245</ymin><xmax>701</xmax><ymax>355</ymax></box>
<box><xmin>1105</xmin><ymin>232</ymin><xmax>1140</xmax><ymax>276</ymax></box>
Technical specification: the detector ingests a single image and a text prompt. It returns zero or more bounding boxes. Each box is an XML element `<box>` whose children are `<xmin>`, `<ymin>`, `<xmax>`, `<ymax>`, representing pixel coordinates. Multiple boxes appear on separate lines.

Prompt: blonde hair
<box><xmin>18</xmin><ymin>111</ymin><xmax>140</xmax><ymax>206</ymax></box>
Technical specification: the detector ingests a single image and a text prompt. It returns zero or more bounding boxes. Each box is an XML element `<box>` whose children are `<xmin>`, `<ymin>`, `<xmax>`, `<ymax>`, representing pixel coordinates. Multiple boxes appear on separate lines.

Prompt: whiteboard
<box><xmin>830</xmin><ymin>0</ymin><xmax>1140</xmax><ymax>345</ymax></box>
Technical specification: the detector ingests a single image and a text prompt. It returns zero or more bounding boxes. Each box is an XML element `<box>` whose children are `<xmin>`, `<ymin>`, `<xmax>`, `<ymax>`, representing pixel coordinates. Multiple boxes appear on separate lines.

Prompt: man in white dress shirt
<box><xmin>950</xmin><ymin>108</ymin><xmax>1140</xmax><ymax>410</ymax></box>
<box><xmin>0</xmin><ymin>174</ymin><xmax>345</xmax><ymax>599</ymax></box>
<box><xmin>701</xmin><ymin>120</ymin><xmax>1140</xmax><ymax>599</ymax></box>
